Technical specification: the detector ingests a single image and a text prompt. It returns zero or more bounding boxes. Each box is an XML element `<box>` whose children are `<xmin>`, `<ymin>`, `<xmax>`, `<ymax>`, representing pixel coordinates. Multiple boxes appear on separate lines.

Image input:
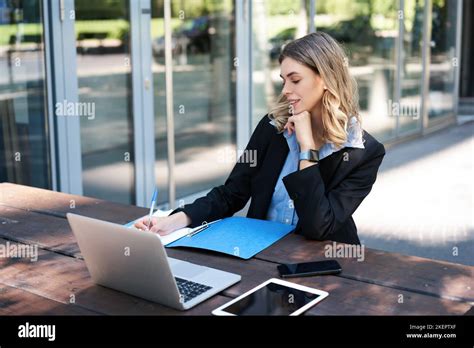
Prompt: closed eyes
<box><xmin>281</xmin><ymin>80</ymin><xmax>300</xmax><ymax>87</ymax></box>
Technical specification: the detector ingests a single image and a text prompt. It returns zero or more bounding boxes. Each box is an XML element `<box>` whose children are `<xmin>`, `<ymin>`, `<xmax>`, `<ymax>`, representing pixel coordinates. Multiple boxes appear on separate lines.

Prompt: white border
<box><xmin>212</xmin><ymin>278</ymin><xmax>329</xmax><ymax>316</ymax></box>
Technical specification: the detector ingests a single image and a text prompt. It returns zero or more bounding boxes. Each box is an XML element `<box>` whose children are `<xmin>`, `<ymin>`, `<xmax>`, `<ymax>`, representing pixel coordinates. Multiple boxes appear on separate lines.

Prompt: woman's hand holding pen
<box><xmin>284</xmin><ymin>110</ymin><xmax>316</xmax><ymax>151</ymax></box>
<box><xmin>134</xmin><ymin>212</ymin><xmax>192</xmax><ymax>236</ymax></box>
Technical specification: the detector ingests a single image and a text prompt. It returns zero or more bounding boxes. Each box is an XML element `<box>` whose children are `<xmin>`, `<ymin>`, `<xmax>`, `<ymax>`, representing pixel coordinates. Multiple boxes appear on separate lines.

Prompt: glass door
<box><xmin>427</xmin><ymin>0</ymin><xmax>458</xmax><ymax>126</ymax></box>
<box><xmin>46</xmin><ymin>0</ymin><xmax>238</xmax><ymax>207</ymax></box>
<box><xmin>0</xmin><ymin>0</ymin><xmax>52</xmax><ymax>189</ymax></box>
<box><xmin>74</xmin><ymin>0</ymin><xmax>136</xmax><ymax>204</ymax></box>
<box><xmin>151</xmin><ymin>0</ymin><xmax>237</xmax><ymax>207</ymax></box>
<box><xmin>398</xmin><ymin>0</ymin><xmax>424</xmax><ymax>135</ymax></box>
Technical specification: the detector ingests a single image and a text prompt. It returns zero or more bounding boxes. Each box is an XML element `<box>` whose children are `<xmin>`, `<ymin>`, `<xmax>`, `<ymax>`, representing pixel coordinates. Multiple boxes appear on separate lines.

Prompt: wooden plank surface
<box><xmin>1</xmin><ymin>183</ymin><xmax>473</xmax><ymax>315</ymax></box>
<box><xmin>166</xmin><ymin>247</ymin><xmax>472</xmax><ymax>315</ymax></box>
<box><xmin>0</xmin><ymin>238</ymin><xmax>231</xmax><ymax>315</ymax></box>
<box><xmin>255</xmin><ymin>234</ymin><xmax>474</xmax><ymax>303</ymax></box>
<box><xmin>0</xmin><ymin>182</ymin><xmax>146</xmax><ymax>224</ymax></box>
<box><xmin>0</xmin><ymin>227</ymin><xmax>470</xmax><ymax>315</ymax></box>
<box><xmin>0</xmin><ymin>204</ymin><xmax>80</xmax><ymax>256</ymax></box>
<box><xmin>0</xmin><ymin>283</ymin><xmax>97</xmax><ymax>315</ymax></box>
<box><xmin>2</xmin><ymin>183</ymin><xmax>472</xmax><ymax>303</ymax></box>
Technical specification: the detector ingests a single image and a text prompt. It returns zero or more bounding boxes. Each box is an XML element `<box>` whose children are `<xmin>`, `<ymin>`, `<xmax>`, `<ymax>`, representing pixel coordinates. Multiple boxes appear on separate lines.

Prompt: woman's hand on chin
<box><xmin>285</xmin><ymin>111</ymin><xmax>316</xmax><ymax>150</ymax></box>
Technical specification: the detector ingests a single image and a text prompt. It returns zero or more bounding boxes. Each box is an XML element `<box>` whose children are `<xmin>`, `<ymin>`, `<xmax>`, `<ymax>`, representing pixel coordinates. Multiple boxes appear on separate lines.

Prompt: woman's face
<box><xmin>280</xmin><ymin>57</ymin><xmax>326</xmax><ymax>118</ymax></box>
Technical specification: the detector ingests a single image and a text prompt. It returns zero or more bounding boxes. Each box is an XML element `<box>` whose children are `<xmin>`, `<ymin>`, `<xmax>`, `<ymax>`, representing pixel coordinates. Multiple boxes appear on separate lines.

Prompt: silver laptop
<box><xmin>67</xmin><ymin>213</ymin><xmax>241</xmax><ymax>310</ymax></box>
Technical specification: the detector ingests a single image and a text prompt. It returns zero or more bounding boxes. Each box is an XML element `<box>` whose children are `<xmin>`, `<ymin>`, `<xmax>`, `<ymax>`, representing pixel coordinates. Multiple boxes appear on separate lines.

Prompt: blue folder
<box><xmin>166</xmin><ymin>216</ymin><xmax>295</xmax><ymax>259</ymax></box>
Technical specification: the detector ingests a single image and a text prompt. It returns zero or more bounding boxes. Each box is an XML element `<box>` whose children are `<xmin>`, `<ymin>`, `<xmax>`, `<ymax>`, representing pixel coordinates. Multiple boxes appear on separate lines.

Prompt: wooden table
<box><xmin>0</xmin><ymin>183</ymin><xmax>473</xmax><ymax>316</ymax></box>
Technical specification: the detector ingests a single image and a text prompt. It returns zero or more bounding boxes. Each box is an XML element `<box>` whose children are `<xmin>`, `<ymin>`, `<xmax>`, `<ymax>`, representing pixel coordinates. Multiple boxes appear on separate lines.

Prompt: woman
<box><xmin>135</xmin><ymin>31</ymin><xmax>385</xmax><ymax>245</ymax></box>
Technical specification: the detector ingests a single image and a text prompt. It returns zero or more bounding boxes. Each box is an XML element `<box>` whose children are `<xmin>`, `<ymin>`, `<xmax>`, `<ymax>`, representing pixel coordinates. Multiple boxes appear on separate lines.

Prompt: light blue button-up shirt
<box><xmin>266</xmin><ymin>116</ymin><xmax>365</xmax><ymax>226</ymax></box>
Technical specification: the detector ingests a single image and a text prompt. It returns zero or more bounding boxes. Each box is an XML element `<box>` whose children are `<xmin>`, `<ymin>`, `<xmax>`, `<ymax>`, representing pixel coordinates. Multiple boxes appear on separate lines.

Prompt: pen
<box><xmin>186</xmin><ymin>219</ymin><xmax>222</xmax><ymax>237</ymax></box>
<box><xmin>187</xmin><ymin>224</ymin><xmax>209</xmax><ymax>237</ymax></box>
<box><xmin>146</xmin><ymin>187</ymin><xmax>158</xmax><ymax>230</ymax></box>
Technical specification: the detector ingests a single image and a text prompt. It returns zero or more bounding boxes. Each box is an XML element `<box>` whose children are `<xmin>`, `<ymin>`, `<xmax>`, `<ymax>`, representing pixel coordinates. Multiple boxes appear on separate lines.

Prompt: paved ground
<box><xmin>354</xmin><ymin>121</ymin><xmax>474</xmax><ymax>266</ymax></box>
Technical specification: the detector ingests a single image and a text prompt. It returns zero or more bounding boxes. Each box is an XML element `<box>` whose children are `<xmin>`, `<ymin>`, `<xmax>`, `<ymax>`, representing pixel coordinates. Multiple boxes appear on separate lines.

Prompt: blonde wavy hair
<box><xmin>269</xmin><ymin>31</ymin><xmax>362</xmax><ymax>149</ymax></box>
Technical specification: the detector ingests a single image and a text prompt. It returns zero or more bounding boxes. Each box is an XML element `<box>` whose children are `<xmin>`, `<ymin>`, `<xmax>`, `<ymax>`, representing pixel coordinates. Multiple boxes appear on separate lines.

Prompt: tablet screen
<box><xmin>221</xmin><ymin>281</ymin><xmax>320</xmax><ymax>315</ymax></box>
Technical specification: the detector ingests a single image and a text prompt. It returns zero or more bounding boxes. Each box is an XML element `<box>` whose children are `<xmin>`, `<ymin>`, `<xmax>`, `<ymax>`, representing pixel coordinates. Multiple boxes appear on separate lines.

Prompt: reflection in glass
<box><xmin>152</xmin><ymin>1</ymin><xmax>236</xmax><ymax>203</ymax></box>
<box><xmin>75</xmin><ymin>0</ymin><xmax>135</xmax><ymax>204</ymax></box>
<box><xmin>151</xmin><ymin>2</ymin><xmax>169</xmax><ymax>206</ymax></box>
<box><xmin>252</xmin><ymin>0</ymin><xmax>401</xmax><ymax>142</ymax></box>
<box><xmin>428</xmin><ymin>0</ymin><xmax>457</xmax><ymax>123</ymax></box>
<box><xmin>316</xmin><ymin>0</ymin><xmax>399</xmax><ymax>141</ymax></box>
<box><xmin>0</xmin><ymin>0</ymin><xmax>51</xmax><ymax>188</ymax></box>
<box><xmin>399</xmin><ymin>0</ymin><xmax>424</xmax><ymax>134</ymax></box>
<box><xmin>252</xmin><ymin>0</ymin><xmax>309</xmax><ymax>129</ymax></box>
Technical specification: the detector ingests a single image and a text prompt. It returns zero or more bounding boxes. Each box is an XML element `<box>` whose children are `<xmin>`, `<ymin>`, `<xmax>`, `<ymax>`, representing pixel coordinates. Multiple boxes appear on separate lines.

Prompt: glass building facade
<box><xmin>0</xmin><ymin>0</ymin><xmax>467</xmax><ymax>208</ymax></box>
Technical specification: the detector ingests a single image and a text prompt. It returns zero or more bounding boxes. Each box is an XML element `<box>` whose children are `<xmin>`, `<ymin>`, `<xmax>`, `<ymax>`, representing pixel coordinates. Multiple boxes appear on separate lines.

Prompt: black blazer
<box><xmin>170</xmin><ymin>114</ymin><xmax>385</xmax><ymax>245</ymax></box>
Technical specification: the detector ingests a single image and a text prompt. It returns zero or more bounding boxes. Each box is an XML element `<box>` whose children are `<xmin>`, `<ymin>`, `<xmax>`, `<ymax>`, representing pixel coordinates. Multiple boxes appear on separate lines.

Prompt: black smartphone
<box><xmin>277</xmin><ymin>260</ymin><xmax>342</xmax><ymax>278</ymax></box>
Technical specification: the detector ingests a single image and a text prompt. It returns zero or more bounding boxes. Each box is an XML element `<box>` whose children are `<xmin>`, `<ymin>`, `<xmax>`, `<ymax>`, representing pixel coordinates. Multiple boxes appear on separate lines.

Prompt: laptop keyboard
<box><xmin>175</xmin><ymin>277</ymin><xmax>213</xmax><ymax>303</ymax></box>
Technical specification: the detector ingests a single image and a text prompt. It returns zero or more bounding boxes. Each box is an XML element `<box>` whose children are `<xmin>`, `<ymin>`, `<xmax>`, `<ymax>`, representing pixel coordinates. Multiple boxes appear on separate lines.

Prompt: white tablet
<box><xmin>212</xmin><ymin>278</ymin><xmax>328</xmax><ymax>316</ymax></box>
